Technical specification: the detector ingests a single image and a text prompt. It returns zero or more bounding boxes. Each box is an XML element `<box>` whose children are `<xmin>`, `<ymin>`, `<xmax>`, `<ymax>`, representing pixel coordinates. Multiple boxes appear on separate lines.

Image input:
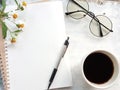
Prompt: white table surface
<box><xmin>53</xmin><ymin>0</ymin><xmax>120</xmax><ymax>90</ymax></box>
<box><xmin>5</xmin><ymin>0</ymin><xmax>120</xmax><ymax>90</ymax></box>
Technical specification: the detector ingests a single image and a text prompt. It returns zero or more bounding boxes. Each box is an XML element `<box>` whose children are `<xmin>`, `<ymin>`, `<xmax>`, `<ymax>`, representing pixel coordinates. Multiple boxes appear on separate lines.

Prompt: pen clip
<box><xmin>64</xmin><ymin>37</ymin><xmax>69</xmax><ymax>47</ymax></box>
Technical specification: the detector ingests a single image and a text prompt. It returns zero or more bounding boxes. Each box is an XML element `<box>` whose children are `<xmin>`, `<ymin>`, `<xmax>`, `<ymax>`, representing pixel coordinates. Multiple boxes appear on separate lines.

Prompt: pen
<box><xmin>47</xmin><ymin>37</ymin><xmax>69</xmax><ymax>90</ymax></box>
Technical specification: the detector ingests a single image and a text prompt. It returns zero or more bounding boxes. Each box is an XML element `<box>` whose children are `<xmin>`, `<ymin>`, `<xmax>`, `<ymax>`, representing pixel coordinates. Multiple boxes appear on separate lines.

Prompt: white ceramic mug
<box><xmin>81</xmin><ymin>50</ymin><xmax>119</xmax><ymax>89</ymax></box>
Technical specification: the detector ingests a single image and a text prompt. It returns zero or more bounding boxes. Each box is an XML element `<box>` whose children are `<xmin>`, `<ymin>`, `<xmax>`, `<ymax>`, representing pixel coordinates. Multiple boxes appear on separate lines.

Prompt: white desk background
<box><xmin>5</xmin><ymin>0</ymin><xmax>120</xmax><ymax>90</ymax></box>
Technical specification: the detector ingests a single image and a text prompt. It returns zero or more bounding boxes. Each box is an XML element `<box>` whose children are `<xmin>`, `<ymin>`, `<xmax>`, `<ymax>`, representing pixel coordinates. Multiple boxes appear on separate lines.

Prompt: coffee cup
<box><xmin>81</xmin><ymin>50</ymin><xmax>119</xmax><ymax>88</ymax></box>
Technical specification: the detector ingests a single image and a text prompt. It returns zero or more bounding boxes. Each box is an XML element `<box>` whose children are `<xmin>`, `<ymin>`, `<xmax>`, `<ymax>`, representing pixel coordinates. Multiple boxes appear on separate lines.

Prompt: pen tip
<box><xmin>47</xmin><ymin>82</ymin><xmax>51</xmax><ymax>90</ymax></box>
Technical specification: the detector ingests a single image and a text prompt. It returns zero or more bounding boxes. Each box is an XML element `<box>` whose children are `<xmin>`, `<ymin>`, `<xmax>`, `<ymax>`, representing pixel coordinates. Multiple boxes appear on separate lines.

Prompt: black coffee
<box><xmin>83</xmin><ymin>52</ymin><xmax>114</xmax><ymax>84</ymax></box>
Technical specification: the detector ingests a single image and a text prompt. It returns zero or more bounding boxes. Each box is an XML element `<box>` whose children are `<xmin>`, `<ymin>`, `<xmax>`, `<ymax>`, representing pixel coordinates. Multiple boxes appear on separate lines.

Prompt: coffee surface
<box><xmin>83</xmin><ymin>52</ymin><xmax>114</xmax><ymax>84</ymax></box>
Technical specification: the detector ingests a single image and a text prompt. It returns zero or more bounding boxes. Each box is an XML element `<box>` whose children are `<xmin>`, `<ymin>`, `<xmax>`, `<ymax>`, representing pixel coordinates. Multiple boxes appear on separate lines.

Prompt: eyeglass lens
<box><xmin>67</xmin><ymin>0</ymin><xmax>89</xmax><ymax>19</ymax></box>
<box><xmin>89</xmin><ymin>15</ymin><xmax>112</xmax><ymax>37</ymax></box>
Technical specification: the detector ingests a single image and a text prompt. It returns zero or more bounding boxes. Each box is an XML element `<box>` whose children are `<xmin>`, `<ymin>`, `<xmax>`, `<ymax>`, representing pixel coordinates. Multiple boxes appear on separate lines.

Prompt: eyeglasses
<box><xmin>65</xmin><ymin>0</ymin><xmax>113</xmax><ymax>37</ymax></box>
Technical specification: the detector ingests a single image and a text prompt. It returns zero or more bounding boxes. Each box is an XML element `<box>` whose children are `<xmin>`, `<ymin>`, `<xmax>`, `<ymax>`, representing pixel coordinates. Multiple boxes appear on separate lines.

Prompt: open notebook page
<box><xmin>7</xmin><ymin>1</ymin><xmax>72</xmax><ymax>90</ymax></box>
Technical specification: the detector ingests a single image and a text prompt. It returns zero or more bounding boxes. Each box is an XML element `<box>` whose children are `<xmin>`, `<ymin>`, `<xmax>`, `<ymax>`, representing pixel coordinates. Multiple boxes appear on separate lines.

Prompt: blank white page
<box><xmin>7</xmin><ymin>1</ymin><xmax>72</xmax><ymax>90</ymax></box>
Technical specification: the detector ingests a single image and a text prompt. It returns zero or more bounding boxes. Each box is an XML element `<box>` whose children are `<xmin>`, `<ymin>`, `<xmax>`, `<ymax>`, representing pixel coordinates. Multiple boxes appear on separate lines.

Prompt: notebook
<box><xmin>0</xmin><ymin>1</ymin><xmax>72</xmax><ymax>90</ymax></box>
<box><xmin>0</xmin><ymin>25</ymin><xmax>9</xmax><ymax>90</ymax></box>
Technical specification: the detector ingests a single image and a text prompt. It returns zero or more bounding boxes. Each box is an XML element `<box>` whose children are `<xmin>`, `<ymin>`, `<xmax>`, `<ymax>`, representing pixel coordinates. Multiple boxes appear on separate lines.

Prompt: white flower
<box><xmin>8</xmin><ymin>11</ymin><xmax>19</xmax><ymax>19</ymax></box>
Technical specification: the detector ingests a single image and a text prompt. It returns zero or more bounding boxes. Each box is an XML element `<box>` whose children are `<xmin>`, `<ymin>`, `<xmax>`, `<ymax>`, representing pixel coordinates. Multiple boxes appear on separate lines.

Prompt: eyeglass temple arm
<box><xmin>91</xmin><ymin>12</ymin><xmax>103</xmax><ymax>37</ymax></box>
<box><xmin>69</xmin><ymin>0</ymin><xmax>113</xmax><ymax>32</ymax></box>
<box><xmin>66</xmin><ymin>10</ymin><xmax>83</xmax><ymax>15</ymax></box>
<box><xmin>65</xmin><ymin>10</ymin><xmax>86</xmax><ymax>17</ymax></box>
<box><xmin>71</xmin><ymin>0</ymin><xmax>88</xmax><ymax>13</ymax></box>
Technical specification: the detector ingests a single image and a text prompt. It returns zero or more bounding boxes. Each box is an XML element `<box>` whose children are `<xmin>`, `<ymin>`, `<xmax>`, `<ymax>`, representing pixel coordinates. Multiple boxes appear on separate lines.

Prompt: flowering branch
<box><xmin>0</xmin><ymin>0</ymin><xmax>27</xmax><ymax>43</ymax></box>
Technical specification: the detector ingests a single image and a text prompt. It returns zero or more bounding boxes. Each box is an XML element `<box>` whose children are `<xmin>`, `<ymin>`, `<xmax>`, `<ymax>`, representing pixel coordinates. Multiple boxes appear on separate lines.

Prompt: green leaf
<box><xmin>1</xmin><ymin>21</ymin><xmax>8</xmax><ymax>39</ymax></box>
<box><xmin>14</xmin><ymin>30</ymin><xmax>22</xmax><ymax>33</ymax></box>
<box><xmin>14</xmin><ymin>0</ymin><xmax>23</xmax><ymax>11</ymax></box>
<box><xmin>1</xmin><ymin>0</ymin><xmax>6</xmax><ymax>13</ymax></box>
<box><xmin>2</xmin><ymin>12</ymin><xmax>8</xmax><ymax>17</ymax></box>
<box><xmin>20</xmin><ymin>6</ymin><xmax>24</xmax><ymax>11</ymax></box>
<box><xmin>14</xmin><ymin>33</ymin><xmax>18</xmax><ymax>36</ymax></box>
<box><xmin>17</xmin><ymin>4</ymin><xmax>24</xmax><ymax>11</ymax></box>
<box><xmin>14</xmin><ymin>0</ymin><xmax>19</xmax><ymax>5</ymax></box>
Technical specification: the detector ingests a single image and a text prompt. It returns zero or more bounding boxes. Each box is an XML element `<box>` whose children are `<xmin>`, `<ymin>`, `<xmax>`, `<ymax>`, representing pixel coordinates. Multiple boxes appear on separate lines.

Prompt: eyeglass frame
<box><xmin>65</xmin><ymin>0</ymin><xmax>113</xmax><ymax>37</ymax></box>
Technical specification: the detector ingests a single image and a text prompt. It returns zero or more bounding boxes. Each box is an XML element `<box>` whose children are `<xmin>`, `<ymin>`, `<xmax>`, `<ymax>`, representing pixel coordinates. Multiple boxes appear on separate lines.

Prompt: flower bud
<box><xmin>12</xmin><ymin>13</ymin><xmax>18</xmax><ymax>19</ymax></box>
<box><xmin>11</xmin><ymin>38</ymin><xmax>16</xmax><ymax>43</ymax></box>
<box><xmin>22</xmin><ymin>1</ymin><xmax>27</xmax><ymax>7</ymax></box>
<box><xmin>17</xmin><ymin>23</ymin><xmax>24</xmax><ymax>28</ymax></box>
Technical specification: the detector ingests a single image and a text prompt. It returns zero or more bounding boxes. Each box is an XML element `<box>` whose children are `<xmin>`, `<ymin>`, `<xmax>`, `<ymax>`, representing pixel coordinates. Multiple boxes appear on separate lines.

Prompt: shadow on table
<box><xmin>71</xmin><ymin>63</ymin><xmax>97</xmax><ymax>90</ymax></box>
